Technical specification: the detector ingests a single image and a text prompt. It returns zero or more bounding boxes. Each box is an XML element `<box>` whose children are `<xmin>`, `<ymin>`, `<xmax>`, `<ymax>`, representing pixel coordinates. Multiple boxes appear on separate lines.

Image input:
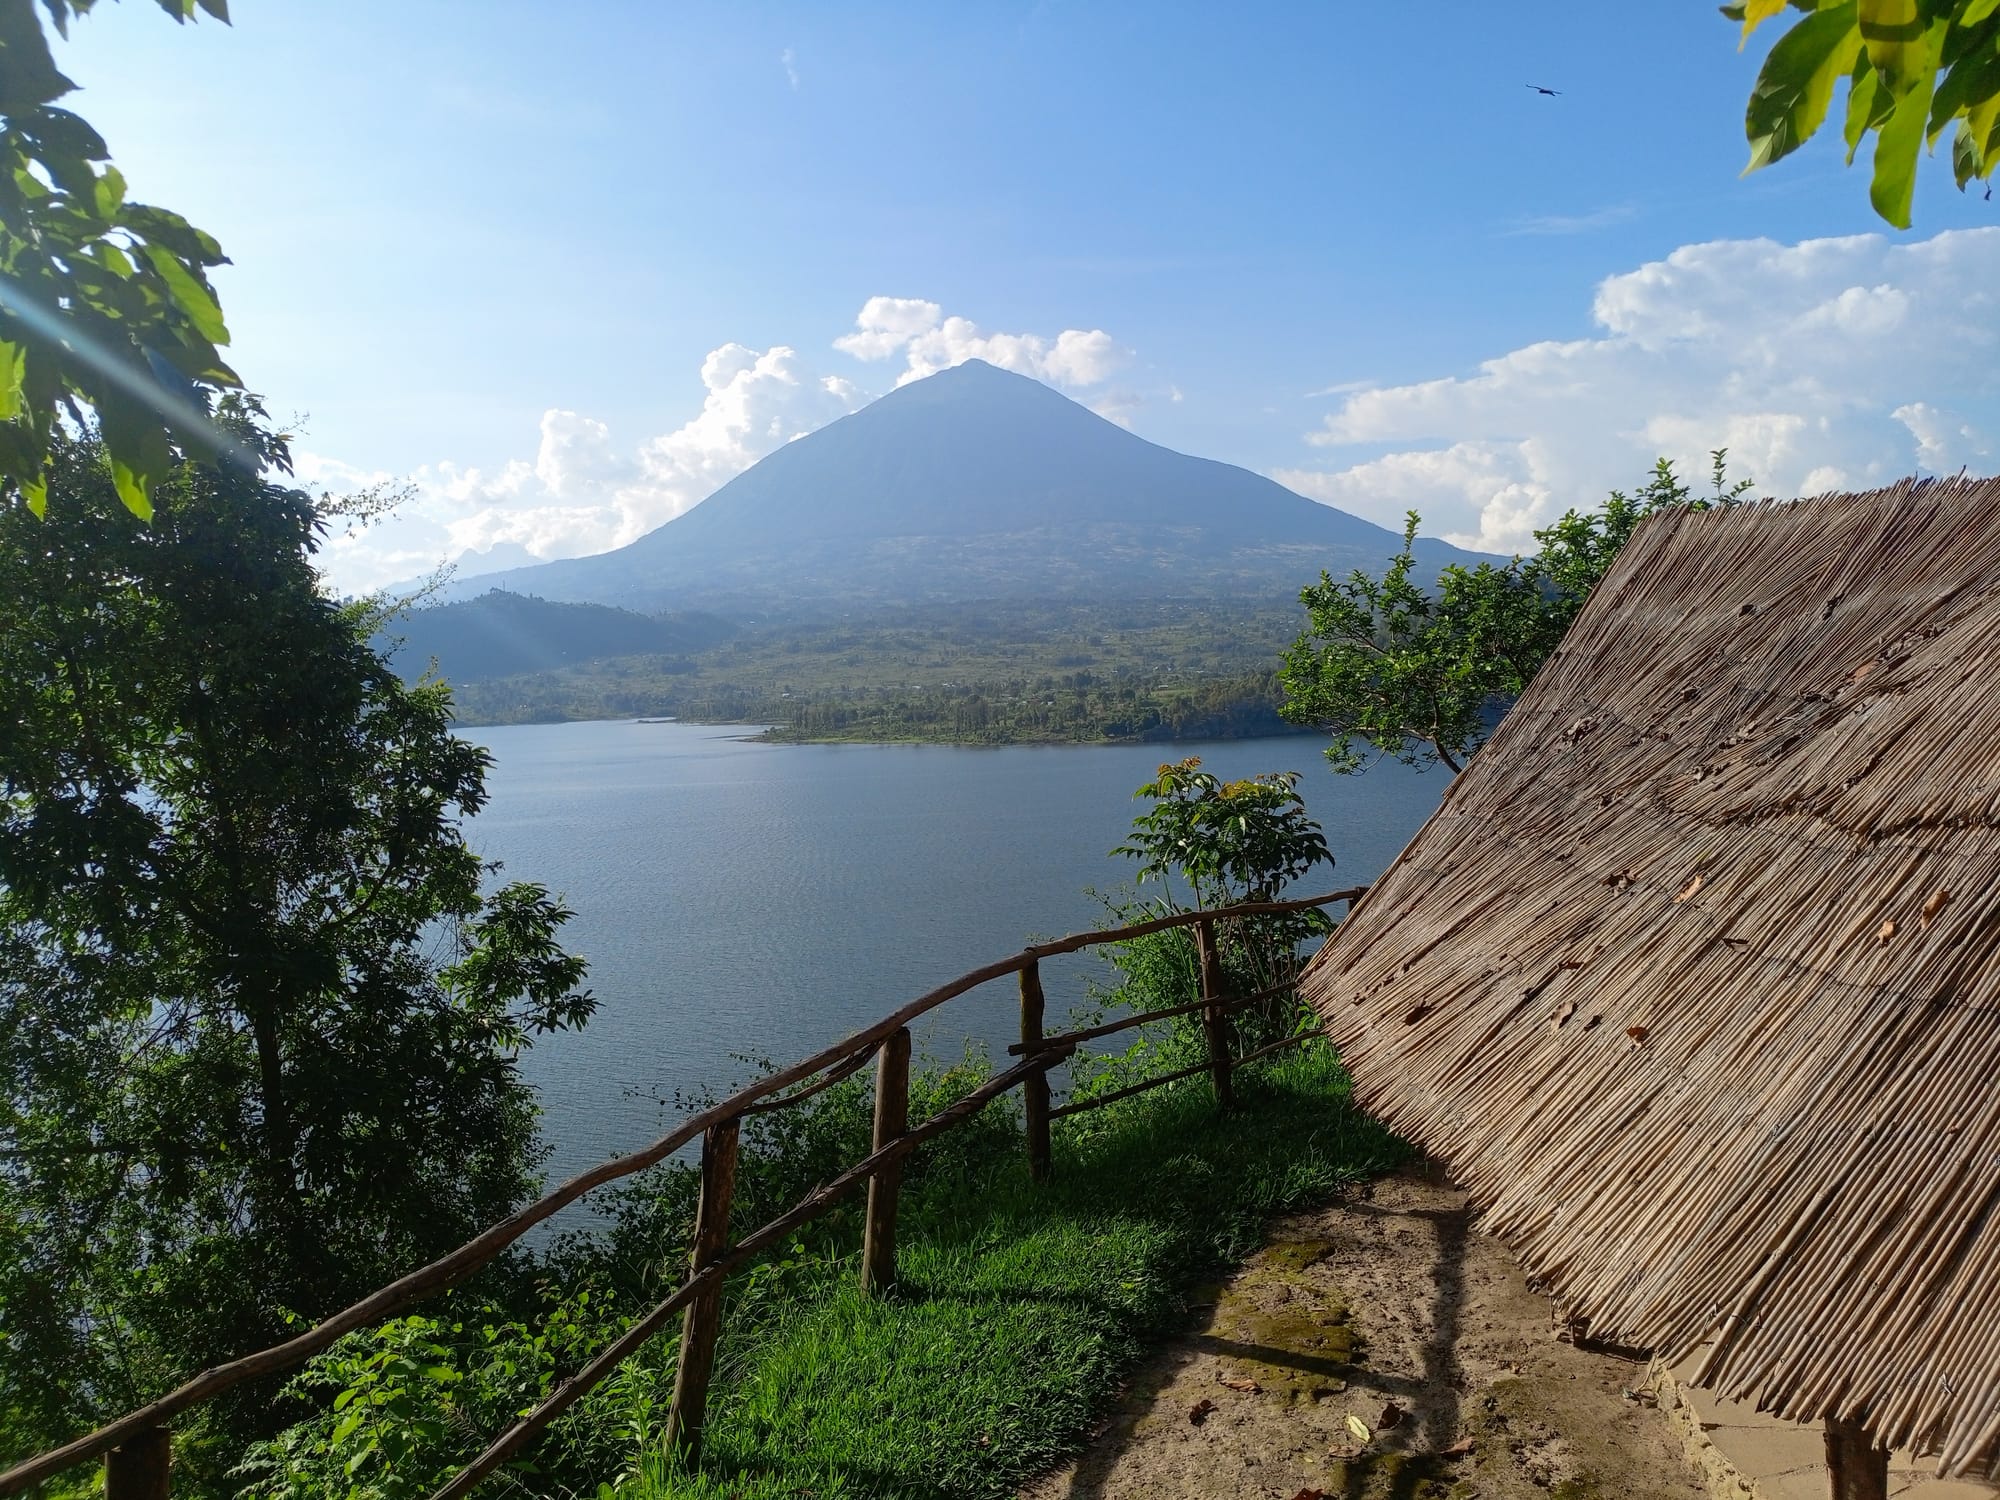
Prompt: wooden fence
<box><xmin>0</xmin><ymin>885</ymin><xmax>1366</xmax><ymax>1500</ymax></box>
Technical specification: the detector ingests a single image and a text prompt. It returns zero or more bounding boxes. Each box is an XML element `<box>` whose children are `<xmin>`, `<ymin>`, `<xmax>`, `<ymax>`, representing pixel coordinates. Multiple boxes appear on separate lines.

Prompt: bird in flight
<box><xmin>1526</xmin><ymin>84</ymin><xmax>1561</xmax><ymax>96</ymax></box>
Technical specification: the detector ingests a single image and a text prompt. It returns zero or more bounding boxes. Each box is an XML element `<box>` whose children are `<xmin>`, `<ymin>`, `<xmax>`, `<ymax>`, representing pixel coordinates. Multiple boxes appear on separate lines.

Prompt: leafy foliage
<box><xmin>1114</xmin><ymin>758</ymin><xmax>1330</xmax><ymax>912</ymax></box>
<box><xmin>237</xmin><ymin>1293</ymin><xmax>666</xmax><ymax>1500</ymax></box>
<box><xmin>1278</xmin><ymin>520</ymin><xmax>1536</xmax><ymax>776</ymax></box>
<box><xmin>0</xmin><ymin>418</ymin><xmax>592</xmax><ymax>1477</ymax></box>
<box><xmin>0</xmin><ymin>0</ymin><xmax>242</xmax><ymax>519</ymax></box>
<box><xmin>1279</xmin><ymin>454</ymin><xmax>1751</xmax><ymax>777</ymax></box>
<box><xmin>1732</xmin><ymin>0</ymin><xmax>2000</xmax><ymax>226</ymax></box>
<box><xmin>1086</xmin><ymin>758</ymin><xmax>1337</xmax><ymax>1094</ymax></box>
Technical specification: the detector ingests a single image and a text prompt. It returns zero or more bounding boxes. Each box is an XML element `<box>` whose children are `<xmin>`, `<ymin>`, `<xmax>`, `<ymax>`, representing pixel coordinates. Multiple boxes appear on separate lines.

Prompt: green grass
<box><xmin>624</xmin><ymin>1043</ymin><xmax>1406</xmax><ymax>1500</ymax></box>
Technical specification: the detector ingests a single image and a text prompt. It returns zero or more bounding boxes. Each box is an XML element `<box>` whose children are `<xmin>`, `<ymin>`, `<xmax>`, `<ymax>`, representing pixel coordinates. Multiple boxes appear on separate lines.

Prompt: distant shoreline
<box><xmin>453</xmin><ymin>709</ymin><xmax>1321</xmax><ymax>750</ymax></box>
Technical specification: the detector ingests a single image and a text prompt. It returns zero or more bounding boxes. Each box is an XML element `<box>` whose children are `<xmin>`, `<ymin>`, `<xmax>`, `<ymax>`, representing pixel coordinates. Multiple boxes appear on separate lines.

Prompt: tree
<box><xmin>1733</xmin><ymin>0</ymin><xmax>2000</xmax><ymax>227</ymax></box>
<box><xmin>1114</xmin><ymin>758</ymin><xmax>1331</xmax><ymax>914</ymax></box>
<box><xmin>1</xmin><ymin>0</ymin><xmax>239</xmax><ymax>519</ymax></box>
<box><xmin>1109</xmin><ymin>757</ymin><xmax>1335</xmax><ymax>1034</ymax></box>
<box><xmin>1280</xmin><ymin>455</ymin><xmax>1751</xmax><ymax>776</ymax></box>
<box><xmin>0</xmin><ymin>412</ymin><xmax>594</xmax><ymax>1474</ymax></box>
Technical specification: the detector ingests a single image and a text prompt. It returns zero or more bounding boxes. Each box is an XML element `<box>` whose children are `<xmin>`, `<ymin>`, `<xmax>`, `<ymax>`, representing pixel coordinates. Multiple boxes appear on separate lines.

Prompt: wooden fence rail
<box><xmin>0</xmin><ymin>885</ymin><xmax>1366</xmax><ymax>1500</ymax></box>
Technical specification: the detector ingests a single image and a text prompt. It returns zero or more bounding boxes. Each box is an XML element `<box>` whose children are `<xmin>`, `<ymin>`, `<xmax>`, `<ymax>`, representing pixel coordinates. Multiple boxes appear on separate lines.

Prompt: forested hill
<box><xmin>439</xmin><ymin>597</ymin><xmax>1314</xmax><ymax>745</ymax></box>
<box><xmin>378</xmin><ymin>590</ymin><xmax>735</xmax><ymax>684</ymax></box>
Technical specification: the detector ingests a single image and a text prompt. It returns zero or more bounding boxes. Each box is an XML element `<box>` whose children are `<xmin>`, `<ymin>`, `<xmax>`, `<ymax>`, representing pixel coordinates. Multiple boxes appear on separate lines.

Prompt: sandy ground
<box><xmin>1022</xmin><ymin>1171</ymin><xmax>1709</xmax><ymax>1500</ymax></box>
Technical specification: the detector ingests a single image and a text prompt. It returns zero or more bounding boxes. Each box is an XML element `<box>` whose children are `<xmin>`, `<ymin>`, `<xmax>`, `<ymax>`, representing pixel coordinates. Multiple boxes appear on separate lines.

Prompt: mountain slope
<box><xmin>460</xmin><ymin>360</ymin><xmax>1486</xmax><ymax>613</ymax></box>
<box><xmin>379</xmin><ymin>591</ymin><xmax>733</xmax><ymax>684</ymax></box>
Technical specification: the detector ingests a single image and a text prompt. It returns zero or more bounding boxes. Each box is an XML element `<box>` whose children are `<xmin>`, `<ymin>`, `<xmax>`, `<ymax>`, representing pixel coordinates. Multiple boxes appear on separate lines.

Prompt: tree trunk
<box><xmin>1824</xmin><ymin>1416</ymin><xmax>1888</xmax><ymax>1500</ymax></box>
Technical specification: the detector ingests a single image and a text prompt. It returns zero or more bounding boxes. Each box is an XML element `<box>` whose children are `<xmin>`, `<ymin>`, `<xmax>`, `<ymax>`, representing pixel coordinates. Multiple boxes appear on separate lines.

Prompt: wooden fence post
<box><xmin>1824</xmin><ymin>1417</ymin><xmax>1888</xmax><ymax>1500</ymax></box>
<box><xmin>663</xmin><ymin>1118</ymin><xmax>740</xmax><ymax>1466</ymax></box>
<box><xmin>1194</xmin><ymin>918</ymin><xmax>1235</xmax><ymax>1112</ymax></box>
<box><xmin>1019</xmin><ymin>960</ymin><xmax>1052</xmax><ymax>1183</ymax></box>
<box><xmin>103</xmin><ymin>1427</ymin><xmax>168</xmax><ymax>1500</ymax></box>
<box><xmin>861</xmin><ymin>1028</ymin><xmax>911</xmax><ymax>1294</ymax></box>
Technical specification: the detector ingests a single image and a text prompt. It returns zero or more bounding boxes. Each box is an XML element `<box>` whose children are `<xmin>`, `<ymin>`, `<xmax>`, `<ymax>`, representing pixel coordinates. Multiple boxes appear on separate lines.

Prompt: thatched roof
<box><xmin>1301</xmin><ymin>476</ymin><xmax>2000</xmax><ymax>1478</ymax></box>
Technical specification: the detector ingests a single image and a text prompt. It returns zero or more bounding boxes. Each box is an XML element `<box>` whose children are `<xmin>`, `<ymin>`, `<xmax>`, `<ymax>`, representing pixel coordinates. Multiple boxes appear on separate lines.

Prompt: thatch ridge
<box><xmin>1300</xmin><ymin>475</ymin><xmax>2000</xmax><ymax>1477</ymax></box>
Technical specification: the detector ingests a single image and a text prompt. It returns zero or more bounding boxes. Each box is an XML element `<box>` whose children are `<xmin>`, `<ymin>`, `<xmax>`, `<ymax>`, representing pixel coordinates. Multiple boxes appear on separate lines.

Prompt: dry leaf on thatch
<box><xmin>1921</xmin><ymin>889</ymin><xmax>1953</xmax><ymax>931</ymax></box>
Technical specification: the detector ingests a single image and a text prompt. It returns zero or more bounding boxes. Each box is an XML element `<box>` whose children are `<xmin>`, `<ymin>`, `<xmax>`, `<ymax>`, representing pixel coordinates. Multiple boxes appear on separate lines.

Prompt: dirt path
<box><xmin>1023</xmin><ymin>1172</ymin><xmax>1708</xmax><ymax>1500</ymax></box>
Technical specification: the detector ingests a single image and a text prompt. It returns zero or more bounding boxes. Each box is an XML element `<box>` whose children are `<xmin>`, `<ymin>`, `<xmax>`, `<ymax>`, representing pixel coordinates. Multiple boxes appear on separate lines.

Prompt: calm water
<box><xmin>463</xmin><ymin>721</ymin><xmax>1448</xmax><ymax>1185</ymax></box>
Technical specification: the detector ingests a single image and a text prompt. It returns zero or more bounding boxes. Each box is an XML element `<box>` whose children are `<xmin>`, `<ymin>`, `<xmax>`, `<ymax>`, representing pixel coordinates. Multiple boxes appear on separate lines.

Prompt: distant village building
<box><xmin>1302</xmin><ymin>478</ymin><xmax>2000</xmax><ymax>1492</ymax></box>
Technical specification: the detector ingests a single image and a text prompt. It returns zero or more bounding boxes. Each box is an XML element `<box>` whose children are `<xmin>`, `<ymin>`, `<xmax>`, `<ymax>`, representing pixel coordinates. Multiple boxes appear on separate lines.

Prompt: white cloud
<box><xmin>1501</xmin><ymin>202</ymin><xmax>1638</xmax><ymax>238</ymax></box>
<box><xmin>315</xmin><ymin>299</ymin><xmax>1128</xmax><ymax>593</ymax></box>
<box><xmin>1892</xmin><ymin>400</ymin><xmax>1991</xmax><ymax>472</ymax></box>
<box><xmin>1305</xmin><ymin>379</ymin><xmax>1378</xmax><ymax>399</ymax></box>
<box><xmin>1280</xmin><ymin>229</ymin><xmax>2000</xmax><ymax>554</ymax></box>
<box><xmin>418</xmin><ymin>345</ymin><xmax>864</xmax><ymax>565</ymax></box>
<box><xmin>780</xmin><ymin>47</ymin><xmax>799</xmax><ymax>90</ymax></box>
<box><xmin>835</xmin><ymin>296</ymin><xmax>1129</xmax><ymax>389</ymax></box>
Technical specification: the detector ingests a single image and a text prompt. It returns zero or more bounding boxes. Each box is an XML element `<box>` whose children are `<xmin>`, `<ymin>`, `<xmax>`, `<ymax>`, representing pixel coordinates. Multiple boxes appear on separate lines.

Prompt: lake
<box><xmin>463</xmin><ymin>720</ymin><xmax>1449</xmax><ymax>1186</ymax></box>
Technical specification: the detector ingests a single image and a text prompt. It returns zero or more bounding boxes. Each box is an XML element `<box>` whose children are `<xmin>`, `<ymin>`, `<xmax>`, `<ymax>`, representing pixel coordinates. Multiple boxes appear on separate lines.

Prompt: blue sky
<box><xmin>55</xmin><ymin>2</ymin><xmax>2000</xmax><ymax>588</ymax></box>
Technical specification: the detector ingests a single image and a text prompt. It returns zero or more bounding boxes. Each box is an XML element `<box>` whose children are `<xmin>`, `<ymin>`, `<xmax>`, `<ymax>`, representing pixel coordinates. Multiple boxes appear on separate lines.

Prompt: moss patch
<box><xmin>1207</xmin><ymin>1238</ymin><xmax>1365</xmax><ymax>1405</ymax></box>
<box><xmin>1322</xmin><ymin>1450</ymin><xmax>1467</xmax><ymax>1500</ymax></box>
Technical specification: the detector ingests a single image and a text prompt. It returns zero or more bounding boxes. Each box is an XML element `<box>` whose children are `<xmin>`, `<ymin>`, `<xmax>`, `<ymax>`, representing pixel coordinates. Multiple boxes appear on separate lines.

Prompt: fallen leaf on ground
<box><xmin>1289</xmin><ymin>1490</ymin><xmax>1328</xmax><ymax>1500</ymax></box>
<box><xmin>1443</xmin><ymin>1436</ymin><xmax>1475</xmax><ymax>1457</ymax></box>
<box><xmin>1674</xmin><ymin>875</ymin><xmax>1702</xmax><ymax>903</ymax></box>
<box><xmin>1379</xmin><ymin>1400</ymin><xmax>1405</xmax><ymax>1430</ymax></box>
<box><xmin>1327</xmin><ymin>1444</ymin><xmax>1363</xmax><ymax>1461</ymax></box>
<box><xmin>1219</xmin><ymin>1377</ymin><xmax>1261</xmax><ymax>1393</ymax></box>
<box><xmin>1625</xmin><ymin>1025</ymin><xmax>1648</xmax><ymax>1043</ymax></box>
<box><xmin>1188</xmin><ymin>1398</ymin><xmax>1215</xmax><ymax>1426</ymax></box>
<box><xmin>1345</xmin><ymin>1412</ymin><xmax>1373</xmax><ymax>1443</ymax></box>
<box><xmin>1877</xmin><ymin>918</ymin><xmax>1897</xmax><ymax>946</ymax></box>
<box><xmin>1922</xmin><ymin>889</ymin><xmax>1953</xmax><ymax>930</ymax></box>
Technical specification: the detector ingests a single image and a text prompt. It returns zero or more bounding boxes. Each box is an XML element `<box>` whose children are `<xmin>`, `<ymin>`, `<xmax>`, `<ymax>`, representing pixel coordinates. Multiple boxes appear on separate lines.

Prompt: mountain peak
<box><xmin>872</xmin><ymin>357</ymin><xmax>1076</xmax><ymax>408</ymax></box>
<box><xmin>447</xmin><ymin>362</ymin><xmax>1491</xmax><ymax>613</ymax></box>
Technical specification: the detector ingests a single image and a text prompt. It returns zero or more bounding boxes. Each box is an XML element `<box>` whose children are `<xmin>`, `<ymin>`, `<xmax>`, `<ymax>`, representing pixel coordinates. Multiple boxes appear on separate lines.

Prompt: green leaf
<box><xmin>1738</xmin><ymin>0</ymin><xmax>1792</xmax><ymax>48</ymax></box>
<box><xmin>108</xmin><ymin>454</ymin><xmax>154</xmax><ymax>520</ymax></box>
<box><xmin>1859</xmin><ymin>0</ymin><xmax>1933</xmax><ymax>94</ymax></box>
<box><xmin>1959</xmin><ymin>0</ymin><xmax>2000</xmax><ymax>25</ymax></box>
<box><xmin>1871</xmin><ymin>31</ymin><xmax>1945</xmax><ymax>224</ymax></box>
<box><xmin>19</xmin><ymin>468</ymin><xmax>46</xmax><ymax>517</ymax></box>
<box><xmin>1954</xmin><ymin>90</ymin><xmax>2000</xmax><ymax>180</ymax></box>
<box><xmin>0</xmin><ymin>340</ymin><xmax>23</xmax><ymax>422</ymax></box>
<box><xmin>1928</xmin><ymin>20</ymin><xmax>2000</xmax><ymax>142</ymax></box>
<box><xmin>1844</xmin><ymin>52</ymin><xmax>1893</xmax><ymax>161</ymax></box>
<box><xmin>1745</xmin><ymin>2</ymin><xmax>1865</xmax><ymax>170</ymax></box>
<box><xmin>0</xmin><ymin>2</ymin><xmax>78</xmax><ymax>112</ymax></box>
<box><xmin>138</xmin><ymin>244</ymin><xmax>228</xmax><ymax>343</ymax></box>
<box><xmin>92</xmin><ymin>163</ymin><xmax>125</xmax><ymax>220</ymax></box>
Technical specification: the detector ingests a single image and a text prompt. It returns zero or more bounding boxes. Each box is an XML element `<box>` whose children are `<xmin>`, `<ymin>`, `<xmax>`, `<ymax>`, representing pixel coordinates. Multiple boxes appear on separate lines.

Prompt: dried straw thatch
<box><xmin>1300</xmin><ymin>476</ymin><xmax>2000</xmax><ymax>1478</ymax></box>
